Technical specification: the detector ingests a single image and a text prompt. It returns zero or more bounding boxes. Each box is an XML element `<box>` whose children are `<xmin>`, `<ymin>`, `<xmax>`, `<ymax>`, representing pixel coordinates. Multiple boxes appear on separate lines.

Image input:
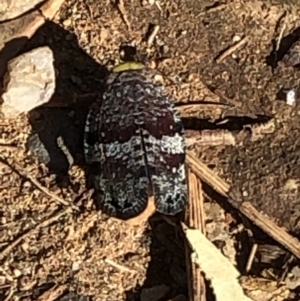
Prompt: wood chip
<box><xmin>182</xmin><ymin>223</ymin><xmax>254</xmax><ymax>301</ymax></box>
<box><xmin>184</xmin><ymin>170</ymin><xmax>206</xmax><ymax>301</ymax></box>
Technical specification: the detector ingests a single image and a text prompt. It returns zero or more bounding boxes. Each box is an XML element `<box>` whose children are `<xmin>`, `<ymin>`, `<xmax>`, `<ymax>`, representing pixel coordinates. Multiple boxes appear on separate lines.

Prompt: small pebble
<box><xmin>286</xmin><ymin>89</ymin><xmax>296</xmax><ymax>106</ymax></box>
<box><xmin>63</xmin><ymin>19</ymin><xmax>72</xmax><ymax>27</ymax></box>
<box><xmin>72</xmin><ymin>261</ymin><xmax>81</xmax><ymax>272</ymax></box>
<box><xmin>232</xmin><ymin>35</ymin><xmax>241</xmax><ymax>42</ymax></box>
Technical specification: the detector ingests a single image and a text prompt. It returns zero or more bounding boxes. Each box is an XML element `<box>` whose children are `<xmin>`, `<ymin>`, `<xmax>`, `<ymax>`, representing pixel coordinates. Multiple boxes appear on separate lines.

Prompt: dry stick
<box><xmin>185</xmin><ymin>129</ymin><xmax>236</xmax><ymax>147</ymax></box>
<box><xmin>147</xmin><ymin>25</ymin><xmax>160</xmax><ymax>46</ymax></box>
<box><xmin>104</xmin><ymin>258</ymin><xmax>137</xmax><ymax>273</ymax></box>
<box><xmin>25</xmin><ymin>172</ymin><xmax>79</xmax><ymax>211</ymax></box>
<box><xmin>0</xmin><ymin>144</ymin><xmax>21</xmax><ymax>150</ymax></box>
<box><xmin>117</xmin><ymin>0</ymin><xmax>131</xmax><ymax>30</ymax></box>
<box><xmin>215</xmin><ymin>36</ymin><xmax>249</xmax><ymax>64</ymax></box>
<box><xmin>241</xmin><ymin>202</ymin><xmax>300</xmax><ymax>259</ymax></box>
<box><xmin>186</xmin><ymin>152</ymin><xmax>229</xmax><ymax>196</ymax></box>
<box><xmin>185</xmin><ymin>170</ymin><xmax>206</xmax><ymax>301</ymax></box>
<box><xmin>36</xmin><ymin>284</ymin><xmax>68</xmax><ymax>301</ymax></box>
<box><xmin>186</xmin><ymin>152</ymin><xmax>300</xmax><ymax>260</ymax></box>
<box><xmin>0</xmin><ymin>157</ymin><xmax>79</xmax><ymax>211</ymax></box>
<box><xmin>245</xmin><ymin>243</ymin><xmax>258</xmax><ymax>272</ymax></box>
<box><xmin>197</xmin><ymin>3</ymin><xmax>229</xmax><ymax>17</ymax></box>
<box><xmin>3</xmin><ymin>286</ymin><xmax>14</xmax><ymax>301</ymax></box>
<box><xmin>276</xmin><ymin>13</ymin><xmax>287</xmax><ymax>52</ymax></box>
<box><xmin>0</xmin><ymin>209</ymin><xmax>69</xmax><ymax>261</ymax></box>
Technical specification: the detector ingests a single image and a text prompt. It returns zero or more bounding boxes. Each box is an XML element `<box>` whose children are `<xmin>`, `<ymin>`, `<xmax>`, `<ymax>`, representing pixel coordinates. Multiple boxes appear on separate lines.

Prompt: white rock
<box><xmin>0</xmin><ymin>0</ymin><xmax>45</xmax><ymax>21</ymax></box>
<box><xmin>1</xmin><ymin>46</ymin><xmax>55</xmax><ymax>118</ymax></box>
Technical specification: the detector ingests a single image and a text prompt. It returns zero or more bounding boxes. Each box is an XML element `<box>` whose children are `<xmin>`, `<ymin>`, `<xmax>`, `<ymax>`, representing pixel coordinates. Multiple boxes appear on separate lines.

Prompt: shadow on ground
<box><xmin>124</xmin><ymin>213</ymin><xmax>188</xmax><ymax>301</ymax></box>
<box><xmin>20</xmin><ymin>21</ymin><xmax>189</xmax><ymax>301</ymax></box>
<box><xmin>266</xmin><ymin>25</ymin><xmax>300</xmax><ymax>70</ymax></box>
<box><xmin>23</xmin><ymin>21</ymin><xmax>107</xmax><ymax>188</ymax></box>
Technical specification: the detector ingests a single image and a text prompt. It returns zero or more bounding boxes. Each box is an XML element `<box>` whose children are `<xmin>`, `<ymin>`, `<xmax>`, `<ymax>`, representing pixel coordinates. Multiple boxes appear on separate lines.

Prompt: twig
<box><xmin>185</xmin><ymin>129</ymin><xmax>236</xmax><ymax>147</ymax></box>
<box><xmin>175</xmin><ymin>101</ymin><xmax>233</xmax><ymax>109</ymax></box>
<box><xmin>85</xmin><ymin>3</ymin><xmax>94</xmax><ymax>21</ymax></box>
<box><xmin>197</xmin><ymin>3</ymin><xmax>229</xmax><ymax>17</ymax></box>
<box><xmin>0</xmin><ymin>157</ymin><xmax>79</xmax><ymax>211</ymax></box>
<box><xmin>276</xmin><ymin>13</ymin><xmax>287</xmax><ymax>52</ymax></box>
<box><xmin>147</xmin><ymin>25</ymin><xmax>160</xmax><ymax>46</ymax></box>
<box><xmin>186</xmin><ymin>151</ymin><xmax>300</xmax><ymax>260</ymax></box>
<box><xmin>117</xmin><ymin>0</ymin><xmax>131</xmax><ymax>30</ymax></box>
<box><xmin>185</xmin><ymin>170</ymin><xmax>206</xmax><ymax>301</ymax></box>
<box><xmin>0</xmin><ymin>267</ymin><xmax>14</xmax><ymax>281</ymax></box>
<box><xmin>3</xmin><ymin>286</ymin><xmax>14</xmax><ymax>301</ymax></box>
<box><xmin>186</xmin><ymin>170</ymin><xmax>206</xmax><ymax>233</ymax></box>
<box><xmin>104</xmin><ymin>258</ymin><xmax>137</xmax><ymax>273</ymax></box>
<box><xmin>36</xmin><ymin>284</ymin><xmax>68</xmax><ymax>301</ymax></box>
<box><xmin>20</xmin><ymin>172</ymin><xmax>79</xmax><ymax>211</ymax></box>
<box><xmin>0</xmin><ymin>209</ymin><xmax>70</xmax><ymax>261</ymax></box>
<box><xmin>245</xmin><ymin>243</ymin><xmax>258</xmax><ymax>272</ymax></box>
<box><xmin>215</xmin><ymin>36</ymin><xmax>249</xmax><ymax>63</ymax></box>
<box><xmin>0</xmin><ymin>144</ymin><xmax>20</xmax><ymax>150</ymax></box>
<box><xmin>241</xmin><ymin>202</ymin><xmax>300</xmax><ymax>259</ymax></box>
<box><xmin>186</xmin><ymin>152</ymin><xmax>229</xmax><ymax>197</ymax></box>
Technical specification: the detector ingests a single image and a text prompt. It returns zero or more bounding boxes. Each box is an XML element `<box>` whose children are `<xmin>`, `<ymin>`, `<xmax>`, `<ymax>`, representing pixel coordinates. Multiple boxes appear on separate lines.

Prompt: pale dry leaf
<box><xmin>182</xmin><ymin>224</ymin><xmax>254</xmax><ymax>301</ymax></box>
<box><xmin>1</xmin><ymin>46</ymin><xmax>55</xmax><ymax>118</ymax></box>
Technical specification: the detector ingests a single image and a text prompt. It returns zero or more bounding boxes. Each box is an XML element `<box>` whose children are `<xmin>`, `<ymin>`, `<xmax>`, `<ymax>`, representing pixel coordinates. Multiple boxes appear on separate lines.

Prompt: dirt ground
<box><xmin>2</xmin><ymin>0</ymin><xmax>300</xmax><ymax>300</ymax></box>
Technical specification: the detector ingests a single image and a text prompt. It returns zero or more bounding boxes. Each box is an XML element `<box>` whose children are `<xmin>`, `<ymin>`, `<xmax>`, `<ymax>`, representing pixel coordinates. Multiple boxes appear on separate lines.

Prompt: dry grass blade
<box><xmin>186</xmin><ymin>151</ymin><xmax>300</xmax><ymax>260</ymax></box>
<box><xmin>185</xmin><ymin>169</ymin><xmax>206</xmax><ymax>301</ymax></box>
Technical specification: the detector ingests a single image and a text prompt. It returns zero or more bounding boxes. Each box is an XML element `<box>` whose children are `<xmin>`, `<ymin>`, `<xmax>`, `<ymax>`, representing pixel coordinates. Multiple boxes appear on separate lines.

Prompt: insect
<box><xmin>84</xmin><ymin>62</ymin><xmax>188</xmax><ymax>220</ymax></box>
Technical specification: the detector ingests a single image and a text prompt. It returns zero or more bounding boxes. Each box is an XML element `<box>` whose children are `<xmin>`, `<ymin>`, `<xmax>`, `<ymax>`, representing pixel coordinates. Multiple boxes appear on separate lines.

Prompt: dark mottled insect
<box><xmin>84</xmin><ymin>62</ymin><xmax>188</xmax><ymax>220</ymax></box>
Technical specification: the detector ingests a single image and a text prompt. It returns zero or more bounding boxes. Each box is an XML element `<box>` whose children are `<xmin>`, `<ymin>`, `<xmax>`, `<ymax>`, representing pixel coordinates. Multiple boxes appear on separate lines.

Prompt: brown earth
<box><xmin>1</xmin><ymin>0</ymin><xmax>300</xmax><ymax>300</ymax></box>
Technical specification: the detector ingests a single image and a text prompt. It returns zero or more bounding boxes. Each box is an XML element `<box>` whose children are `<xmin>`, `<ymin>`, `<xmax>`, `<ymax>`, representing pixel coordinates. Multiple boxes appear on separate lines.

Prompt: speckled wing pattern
<box><xmin>84</xmin><ymin>66</ymin><xmax>188</xmax><ymax>219</ymax></box>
